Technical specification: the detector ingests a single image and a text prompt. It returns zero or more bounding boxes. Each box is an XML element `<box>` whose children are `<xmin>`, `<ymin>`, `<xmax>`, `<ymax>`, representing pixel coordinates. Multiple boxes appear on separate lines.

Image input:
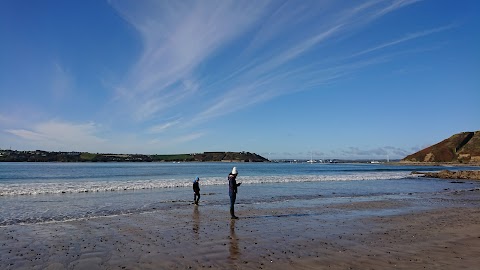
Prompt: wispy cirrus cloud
<box><xmin>148</xmin><ymin>132</ymin><xmax>205</xmax><ymax>147</ymax></box>
<box><xmin>351</xmin><ymin>24</ymin><xmax>456</xmax><ymax>58</ymax></box>
<box><xmin>3</xmin><ymin>118</ymin><xmax>204</xmax><ymax>153</ymax></box>
<box><xmin>372</xmin><ymin>0</ymin><xmax>423</xmax><ymax>19</ymax></box>
<box><xmin>109</xmin><ymin>0</ymin><xmax>434</xmax><ymax>129</ymax></box>
<box><xmin>147</xmin><ymin>118</ymin><xmax>182</xmax><ymax>134</ymax></box>
<box><xmin>50</xmin><ymin>62</ymin><xmax>73</xmax><ymax>101</ymax></box>
<box><xmin>6</xmin><ymin>120</ymin><xmax>105</xmax><ymax>151</ymax></box>
<box><xmin>110</xmin><ymin>0</ymin><xmax>269</xmax><ymax>120</ymax></box>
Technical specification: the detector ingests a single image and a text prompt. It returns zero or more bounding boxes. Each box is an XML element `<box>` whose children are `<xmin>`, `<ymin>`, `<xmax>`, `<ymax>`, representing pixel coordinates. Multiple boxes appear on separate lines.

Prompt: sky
<box><xmin>0</xmin><ymin>0</ymin><xmax>479</xmax><ymax>160</ymax></box>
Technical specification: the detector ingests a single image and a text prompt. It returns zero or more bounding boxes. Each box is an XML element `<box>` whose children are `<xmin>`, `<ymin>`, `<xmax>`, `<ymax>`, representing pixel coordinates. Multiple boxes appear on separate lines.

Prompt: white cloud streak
<box><xmin>147</xmin><ymin>119</ymin><xmax>182</xmax><ymax>134</ymax></box>
<box><xmin>351</xmin><ymin>24</ymin><xmax>456</xmax><ymax>58</ymax></box>
<box><xmin>50</xmin><ymin>62</ymin><xmax>73</xmax><ymax>101</ymax></box>
<box><xmin>110</xmin><ymin>0</ymin><xmax>269</xmax><ymax>120</ymax></box>
<box><xmin>6</xmin><ymin>121</ymin><xmax>105</xmax><ymax>151</ymax></box>
<box><xmin>148</xmin><ymin>132</ymin><xmax>205</xmax><ymax>147</ymax></box>
<box><xmin>373</xmin><ymin>0</ymin><xmax>424</xmax><ymax>19</ymax></box>
<box><xmin>109</xmin><ymin>0</ymin><xmax>432</xmax><ymax>129</ymax></box>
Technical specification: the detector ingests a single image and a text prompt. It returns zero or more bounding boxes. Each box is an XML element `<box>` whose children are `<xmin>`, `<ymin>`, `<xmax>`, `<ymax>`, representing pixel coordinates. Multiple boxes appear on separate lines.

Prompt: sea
<box><xmin>1</xmin><ymin>162</ymin><xmax>479</xmax><ymax>226</ymax></box>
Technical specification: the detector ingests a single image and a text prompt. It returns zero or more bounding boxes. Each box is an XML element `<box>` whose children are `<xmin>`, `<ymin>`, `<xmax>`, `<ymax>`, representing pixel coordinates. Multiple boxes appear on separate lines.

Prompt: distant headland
<box><xmin>2</xmin><ymin>130</ymin><xmax>479</xmax><ymax>164</ymax></box>
<box><xmin>400</xmin><ymin>130</ymin><xmax>480</xmax><ymax>165</ymax></box>
<box><xmin>0</xmin><ymin>150</ymin><xmax>269</xmax><ymax>163</ymax></box>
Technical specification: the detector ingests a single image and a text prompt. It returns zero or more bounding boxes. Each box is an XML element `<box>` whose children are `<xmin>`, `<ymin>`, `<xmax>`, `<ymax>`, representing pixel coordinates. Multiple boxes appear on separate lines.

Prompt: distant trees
<box><xmin>0</xmin><ymin>150</ymin><xmax>269</xmax><ymax>162</ymax></box>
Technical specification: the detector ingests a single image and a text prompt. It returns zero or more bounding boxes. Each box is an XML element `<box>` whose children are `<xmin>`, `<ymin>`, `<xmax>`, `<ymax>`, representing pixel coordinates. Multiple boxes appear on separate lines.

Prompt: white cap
<box><xmin>231</xmin><ymin>167</ymin><xmax>238</xmax><ymax>175</ymax></box>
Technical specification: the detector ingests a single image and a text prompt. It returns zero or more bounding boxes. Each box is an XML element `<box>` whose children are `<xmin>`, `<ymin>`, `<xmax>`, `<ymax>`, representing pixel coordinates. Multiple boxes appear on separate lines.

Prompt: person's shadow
<box><xmin>192</xmin><ymin>205</ymin><xmax>200</xmax><ymax>240</ymax></box>
<box><xmin>229</xmin><ymin>219</ymin><xmax>240</xmax><ymax>261</ymax></box>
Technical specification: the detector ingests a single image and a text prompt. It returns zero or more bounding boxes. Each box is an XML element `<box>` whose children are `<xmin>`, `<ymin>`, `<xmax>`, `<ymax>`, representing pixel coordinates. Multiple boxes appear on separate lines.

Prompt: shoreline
<box><xmin>1</xmin><ymin>188</ymin><xmax>479</xmax><ymax>269</ymax></box>
<box><xmin>390</xmin><ymin>161</ymin><xmax>480</xmax><ymax>167</ymax></box>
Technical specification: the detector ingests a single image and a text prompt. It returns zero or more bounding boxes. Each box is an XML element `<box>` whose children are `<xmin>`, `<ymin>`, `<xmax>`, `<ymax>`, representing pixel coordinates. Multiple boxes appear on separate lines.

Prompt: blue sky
<box><xmin>1</xmin><ymin>0</ymin><xmax>479</xmax><ymax>160</ymax></box>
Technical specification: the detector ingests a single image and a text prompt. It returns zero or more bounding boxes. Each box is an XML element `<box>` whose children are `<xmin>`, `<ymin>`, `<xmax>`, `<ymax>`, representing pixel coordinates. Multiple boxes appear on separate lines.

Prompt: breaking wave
<box><xmin>0</xmin><ymin>172</ymin><xmax>410</xmax><ymax>196</ymax></box>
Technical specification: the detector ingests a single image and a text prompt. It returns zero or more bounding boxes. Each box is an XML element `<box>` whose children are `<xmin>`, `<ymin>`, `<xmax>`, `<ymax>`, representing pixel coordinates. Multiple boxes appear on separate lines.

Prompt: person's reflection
<box><xmin>192</xmin><ymin>205</ymin><xmax>200</xmax><ymax>240</ymax></box>
<box><xmin>229</xmin><ymin>219</ymin><xmax>240</xmax><ymax>261</ymax></box>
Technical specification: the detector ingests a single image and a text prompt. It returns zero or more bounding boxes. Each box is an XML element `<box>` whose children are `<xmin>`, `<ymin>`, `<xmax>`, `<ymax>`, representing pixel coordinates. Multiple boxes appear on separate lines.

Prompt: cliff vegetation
<box><xmin>402</xmin><ymin>131</ymin><xmax>480</xmax><ymax>164</ymax></box>
<box><xmin>0</xmin><ymin>150</ymin><xmax>268</xmax><ymax>162</ymax></box>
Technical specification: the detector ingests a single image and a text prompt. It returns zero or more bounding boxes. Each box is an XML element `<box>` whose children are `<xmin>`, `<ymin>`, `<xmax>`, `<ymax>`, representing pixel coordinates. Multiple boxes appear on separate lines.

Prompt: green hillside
<box><xmin>0</xmin><ymin>150</ymin><xmax>268</xmax><ymax>162</ymax></box>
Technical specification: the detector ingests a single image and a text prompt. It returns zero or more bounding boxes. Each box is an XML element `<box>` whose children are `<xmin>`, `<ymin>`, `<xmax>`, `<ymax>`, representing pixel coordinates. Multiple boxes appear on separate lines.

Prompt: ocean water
<box><xmin>1</xmin><ymin>162</ymin><xmax>479</xmax><ymax>226</ymax></box>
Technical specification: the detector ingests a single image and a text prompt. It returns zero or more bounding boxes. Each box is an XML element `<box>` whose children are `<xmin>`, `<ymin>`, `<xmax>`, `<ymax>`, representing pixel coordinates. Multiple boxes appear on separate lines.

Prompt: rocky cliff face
<box><xmin>402</xmin><ymin>131</ymin><xmax>480</xmax><ymax>163</ymax></box>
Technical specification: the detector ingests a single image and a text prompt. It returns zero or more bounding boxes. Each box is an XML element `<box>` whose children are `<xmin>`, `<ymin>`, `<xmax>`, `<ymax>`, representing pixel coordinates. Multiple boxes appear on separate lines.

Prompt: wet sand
<box><xmin>1</xmin><ymin>189</ymin><xmax>479</xmax><ymax>269</ymax></box>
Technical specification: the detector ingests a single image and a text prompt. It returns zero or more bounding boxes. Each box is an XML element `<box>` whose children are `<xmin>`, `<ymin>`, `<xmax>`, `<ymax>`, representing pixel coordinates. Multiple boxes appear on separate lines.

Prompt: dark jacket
<box><xmin>228</xmin><ymin>174</ymin><xmax>240</xmax><ymax>195</ymax></box>
<box><xmin>193</xmin><ymin>181</ymin><xmax>200</xmax><ymax>193</ymax></box>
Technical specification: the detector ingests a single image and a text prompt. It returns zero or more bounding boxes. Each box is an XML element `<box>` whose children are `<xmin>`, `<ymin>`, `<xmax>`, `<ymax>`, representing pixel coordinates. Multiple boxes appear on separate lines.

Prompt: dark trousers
<box><xmin>229</xmin><ymin>193</ymin><xmax>236</xmax><ymax>217</ymax></box>
<box><xmin>194</xmin><ymin>192</ymin><xmax>200</xmax><ymax>204</ymax></box>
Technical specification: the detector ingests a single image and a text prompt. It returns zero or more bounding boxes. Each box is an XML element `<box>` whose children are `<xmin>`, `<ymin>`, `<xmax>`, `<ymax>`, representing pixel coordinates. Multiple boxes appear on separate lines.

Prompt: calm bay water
<box><xmin>1</xmin><ymin>162</ymin><xmax>479</xmax><ymax>226</ymax></box>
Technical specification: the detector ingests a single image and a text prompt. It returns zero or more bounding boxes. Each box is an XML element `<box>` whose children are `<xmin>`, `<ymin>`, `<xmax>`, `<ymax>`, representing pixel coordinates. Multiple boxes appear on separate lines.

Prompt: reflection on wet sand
<box><xmin>229</xmin><ymin>219</ymin><xmax>239</xmax><ymax>261</ymax></box>
<box><xmin>192</xmin><ymin>205</ymin><xmax>200</xmax><ymax>240</ymax></box>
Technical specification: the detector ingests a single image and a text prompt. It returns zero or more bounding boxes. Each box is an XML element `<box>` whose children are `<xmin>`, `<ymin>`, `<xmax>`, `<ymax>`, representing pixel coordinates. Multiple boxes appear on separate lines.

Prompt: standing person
<box><xmin>228</xmin><ymin>167</ymin><xmax>241</xmax><ymax>219</ymax></box>
<box><xmin>193</xmin><ymin>176</ymin><xmax>200</xmax><ymax>205</ymax></box>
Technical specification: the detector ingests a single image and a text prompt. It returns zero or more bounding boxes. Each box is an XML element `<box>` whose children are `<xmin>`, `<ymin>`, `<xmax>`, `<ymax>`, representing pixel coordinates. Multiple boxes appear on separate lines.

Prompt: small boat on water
<box><xmin>307</xmin><ymin>150</ymin><xmax>316</xmax><ymax>163</ymax></box>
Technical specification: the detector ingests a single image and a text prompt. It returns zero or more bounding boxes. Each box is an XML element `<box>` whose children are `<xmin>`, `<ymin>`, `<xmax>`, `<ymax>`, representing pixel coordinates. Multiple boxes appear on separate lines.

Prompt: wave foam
<box><xmin>0</xmin><ymin>172</ymin><xmax>410</xmax><ymax>196</ymax></box>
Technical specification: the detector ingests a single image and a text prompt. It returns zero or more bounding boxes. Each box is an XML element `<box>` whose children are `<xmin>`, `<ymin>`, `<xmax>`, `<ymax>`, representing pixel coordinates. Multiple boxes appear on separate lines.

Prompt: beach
<box><xmin>1</xmin><ymin>186</ymin><xmax>479</xmax><ymax>270</ymax></box>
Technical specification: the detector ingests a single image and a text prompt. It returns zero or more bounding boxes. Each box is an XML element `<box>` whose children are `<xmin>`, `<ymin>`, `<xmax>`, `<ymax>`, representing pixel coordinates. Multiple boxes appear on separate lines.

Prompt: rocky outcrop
<box><xmin>402</xmin><ymin>131</ymin><xmax>480</xmax><ymax>164</ymax></box>
<box><xmin>414</xmin><ymin>170</ymin><xmax>480</xmax><ymax>180</ymax></box>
